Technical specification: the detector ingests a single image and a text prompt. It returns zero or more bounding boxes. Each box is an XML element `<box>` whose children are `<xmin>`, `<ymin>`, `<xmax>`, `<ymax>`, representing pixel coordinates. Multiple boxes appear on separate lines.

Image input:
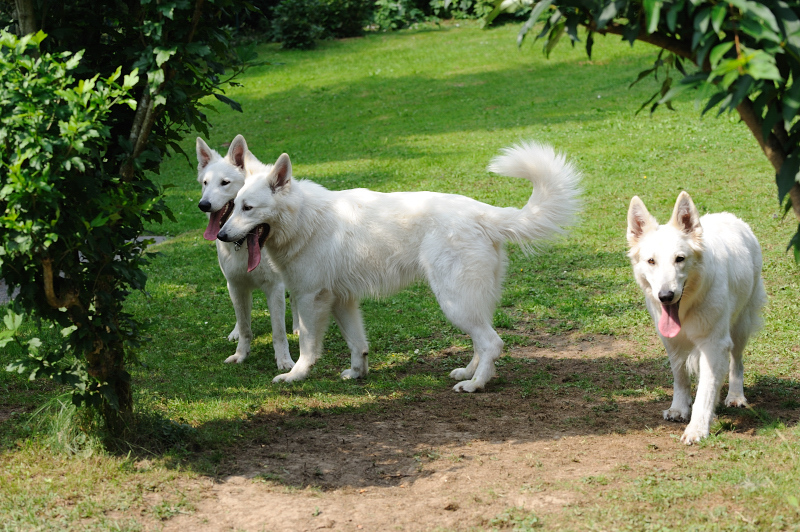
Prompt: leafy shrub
<box><xmin>373</xmin><ymin>0</ymin><xmax>426</xmax><ymax>31</ymax></box>
<box><xmin>429</xmin><ymin>0</ymin><xmax>496</xmax><ymax>20</ymax></box>
<box><xmin>0</xmin><ymin>31</ymin><xmax>160</xmax><ymax>422</ymax></box>
<box><xmin>272</xmin><ymin>0</ymin><xmax>374</xmax><ymax>48</ymax></box>
<box><xmin>321</xmin><ymin>0</ymin><xmax>375</xmax><ymax>38</ymax></box>
<box><xmin>1</xmin><ymin>0</ymin><xmax>251</xmax><ymax>436</ymax></box>
<box><xmin>272</xmin><ymin>0</ymin><xmax>325</xmax><ymax>49</ymax></box>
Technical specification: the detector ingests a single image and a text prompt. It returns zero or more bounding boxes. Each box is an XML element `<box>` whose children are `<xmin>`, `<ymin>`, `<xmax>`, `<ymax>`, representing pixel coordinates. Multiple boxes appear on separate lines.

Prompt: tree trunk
<box><xmin>14</xmin><ymin>0</ymin><xmax>38</xmax><ymax>35</ymax></box>
<box><xmin>596</xmin><ymin>22</ymin><xmax>800</xmax><ymax>222</ymax></box>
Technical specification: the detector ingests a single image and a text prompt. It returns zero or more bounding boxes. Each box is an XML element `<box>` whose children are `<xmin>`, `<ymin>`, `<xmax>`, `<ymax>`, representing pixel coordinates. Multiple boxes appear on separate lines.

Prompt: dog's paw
<box><xmin>224</xmin><ymin>353</ymin><xmax>248</xmax><ymax>364</ymax></box>
<box><xmin>272</xmin><ymin>370</ymin><xmax>307</xmax><ymax>384</ymax></box>
<box><xmin>227</xmin><ymin>327</ymin><xmax>240</xmax><ymax>342</ymax></box>
<box><xmin>340</xmin><ymin>368</ymin><xmax>366</xmax><ymax>380</ymax></box>
<box><xmin>453</xmin><ymin>380</ymin><xmax>484</xmax><ymax>393</ymax></box>
<box><xmin>449</xmin><ymin>367</ymin><xmax>474</xmax><ymax>381</ymax></box>
<box><xmin>663</xmin><ymin>407</ymin><xmax>690</xmax><ymax>422</ymax></box>
<box><xmin>724</xmin><ymin>394</ymin><xmax>748</xmax><ymax>408</ymax></box>
<box><xmin>275</xmin><ymin>356</ymin><xmax>295</xmax><ymax>371</ymax></box>
<box><xmin>680</xmin><ymin>425</ymin><xmax>708</xmax><ymax>445</ymax></box>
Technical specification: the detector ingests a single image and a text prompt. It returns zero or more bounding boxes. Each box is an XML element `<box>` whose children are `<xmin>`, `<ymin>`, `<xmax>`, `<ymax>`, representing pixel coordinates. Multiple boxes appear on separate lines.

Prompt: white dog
<box><xmin>196</xmin><ymin>135</ymin><xmax>297</xmax><ymax>368</ymax></box>
<box><xmin>216</xmin><ymin>140</ymin><xmax>581</xmax><ymax>392</ymax></box>
<box><xmin>627</xmin><ymin>191</ymin><xmax>766</xmax><ymax>444</ymax></box>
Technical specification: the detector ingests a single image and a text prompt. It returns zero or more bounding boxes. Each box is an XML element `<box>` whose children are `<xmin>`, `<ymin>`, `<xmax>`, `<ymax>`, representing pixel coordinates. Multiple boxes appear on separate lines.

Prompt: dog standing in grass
<box><xmin>217</xmin><ymin>140</ymin><xmax>581</xmax><ymax>392</ymax></box>
<box><xmin>196</xmin><ymin>135</ymin><xmax>297</xmax><ymax>368</ymax></box>
<box><xmin>627</xmin><ymin>191</ymin><xmax>766</xmax><ymax>444</ymax></box>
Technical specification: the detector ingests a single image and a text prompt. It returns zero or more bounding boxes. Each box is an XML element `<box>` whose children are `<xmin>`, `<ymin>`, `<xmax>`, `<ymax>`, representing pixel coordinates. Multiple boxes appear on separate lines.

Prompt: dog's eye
<box><xmin>221</xmin><ymin>180</ymin><xmax>230</xmax><ymax>186</ymax></box>
<box><xmin>203</xmin><ymin>180</ymin><xmax>207</xmax><ymax>186</ymax></box>
<box><xmin>242</xmin><ymin>204</ymin><xmax>253</xmax><ymax>212</ymax></box>
<box><xmin>647</xmin><ymin>258</ymin><xmax>655</xmax><ymax>265</ymax></box>
<box><xmin>675</xmin><ymin>256</ymin><xmax>685</xmax><ymax>263</ymax></box>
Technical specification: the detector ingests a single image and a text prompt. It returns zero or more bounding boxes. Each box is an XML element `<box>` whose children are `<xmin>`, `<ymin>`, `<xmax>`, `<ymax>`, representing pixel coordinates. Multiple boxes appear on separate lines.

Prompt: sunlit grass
<box><xmin>1</xmin><ymin>19</ymin><xmax>799</xmax><ymax>531</ymax></box>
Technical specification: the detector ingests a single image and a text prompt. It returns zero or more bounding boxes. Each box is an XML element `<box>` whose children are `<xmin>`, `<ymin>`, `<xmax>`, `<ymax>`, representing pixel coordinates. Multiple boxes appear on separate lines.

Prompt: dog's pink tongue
<box><xmin>203</xmin><ymin>209</ymin><xmax>224</xmax><ymax>241</ymax></box>
<box><xmin>246</xmin><ymin>232</ymin><xmax>261</xmax><ymax>272</ymax></box>
<box><xmin>659</xmin><ymin>304</ymin><xmax>681</xmax><ymax>338</ymax></box>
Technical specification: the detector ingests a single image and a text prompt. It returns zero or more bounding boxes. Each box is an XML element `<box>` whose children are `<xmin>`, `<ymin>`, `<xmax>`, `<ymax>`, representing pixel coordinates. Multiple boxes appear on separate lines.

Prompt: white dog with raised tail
<box><xmin>217</xmin><ymin>141</ymin><xmax>581</xmax><ymax>392</ymax></box>
<box><xmin>196</xmin><ymin>135</ymin><xmax>297</xmax><ymax>368</ymax></box>
<box><xmin>627</xmin><ymin>191</ymin><xmax>766</xmax><ymax>444</ymax></box>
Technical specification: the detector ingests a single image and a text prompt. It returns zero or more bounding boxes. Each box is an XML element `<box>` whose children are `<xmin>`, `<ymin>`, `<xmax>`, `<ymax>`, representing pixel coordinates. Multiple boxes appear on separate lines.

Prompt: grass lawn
<box><xmin>2</xmin><ymin>19</ymin><xmax>799</xmax><ymax>531</ymax></box>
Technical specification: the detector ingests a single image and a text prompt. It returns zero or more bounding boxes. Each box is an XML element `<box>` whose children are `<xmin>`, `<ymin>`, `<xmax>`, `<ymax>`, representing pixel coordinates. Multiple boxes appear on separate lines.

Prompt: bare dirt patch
<box><xmin>158</xmin><ymin>334</ymin><xmax>797</xmax><ymax>531</ymax></box>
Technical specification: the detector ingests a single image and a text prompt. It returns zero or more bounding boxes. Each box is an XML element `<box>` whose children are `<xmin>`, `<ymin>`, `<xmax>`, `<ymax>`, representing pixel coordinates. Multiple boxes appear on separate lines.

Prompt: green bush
<box><xmin>0</xmin><ymin>31</ymin><xmax>160</xmax><ymax>424</ymax></box>
<box><xmin>429</xmin><ymin>0</ymin><xmax>496</xmax><ymax>20</ymax></box>
<box><xmin>321</xmin><ymin>0</ymin><xmax>375</xmax><ymax>38</ymax></box>
<box><xmin>373</xmin><ymin>0</ymin><xmax>426</xmax><ymax>31</ymax></box>
<box><xmin>272</xmin><ymin>0</ymin><xmax>374</xmax><ymax>49</ymax></box>
<box><xmin>272</xmin><ymin>0</ymin><xmax>325</xmax><ymax>49</ymax></box>
<box><xmin>1</xmin><ymin>0</ymin><xmax>252</xmax><ymax>436</ymax></box>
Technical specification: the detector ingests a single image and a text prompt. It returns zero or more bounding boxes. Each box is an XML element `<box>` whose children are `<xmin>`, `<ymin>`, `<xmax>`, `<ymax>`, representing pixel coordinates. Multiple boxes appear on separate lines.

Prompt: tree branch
<box><xmin>42</xmin><ymin>257</ymin><xmax>81</xmax><ymax>310</ymax></box>
<box><xmin>592</xmin><ymin>17</ymin><xmax>800</xmax><ymax>222</ymax></box>
<box><xmin>736</xmin><ymin>99</ymin><xmax>800</xmax><ymax>220</ymax></box>
<box><xmin>590</xmin><ymin>22</ymin><xmax>695</xmax><ymax>62</ymax></box>
<box><xmin>187</xmin><ymin>0</ymin><xmax>205</xmax><ymax>44</ymax></box>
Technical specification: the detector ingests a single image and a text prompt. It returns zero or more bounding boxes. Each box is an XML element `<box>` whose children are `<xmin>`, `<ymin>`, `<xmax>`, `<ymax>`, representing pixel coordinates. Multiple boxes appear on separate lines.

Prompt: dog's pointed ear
<box><xmin>627</xmin><ymin>196</ymin><xmax>658</xmax><ymax>246</ymax></box>
<box><xmin>669</xmin><ymin>191</ymin><xmax>702</xmax><ymax>237</ymax></box>
<box><xmin>244</xmin><ymin>150</ymin><xmax>261</xmax><ymax>176</ymax></box>
<box><xmin>196</xmin><ymin>137</ymin><xmax>217</xmax><ymax>171</ymax></box>
<box><xmin>270</xmin><ymin>153</ymin><xmax>292</xmax><ymax>192</ymax></box>
<box><xmin>226</xmin><ymin>135</ymin><xmax>248</xmax><ymax>171</ymax></box>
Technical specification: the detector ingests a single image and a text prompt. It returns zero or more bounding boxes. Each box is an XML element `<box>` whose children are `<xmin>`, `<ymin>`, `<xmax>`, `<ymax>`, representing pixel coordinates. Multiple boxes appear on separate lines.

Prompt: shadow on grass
<box><xmin>119</xmin><ymin>343</ymin><xmax>800</xmax><ymax>491</ymax></box>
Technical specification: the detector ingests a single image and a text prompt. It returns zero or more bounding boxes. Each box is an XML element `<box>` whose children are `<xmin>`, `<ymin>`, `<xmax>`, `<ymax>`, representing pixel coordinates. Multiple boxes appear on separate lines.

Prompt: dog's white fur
<box><xmin>217</xmin><ymin>140</ymin><xmax>581</xmax><ymax>392</ymax></box>
<box><xmin>196</xmin><ymin>135</ymin><xmax>297</xmax><ymax>368</ymax></box>
<box><xmin>627</xmin><ymin>192</ymin><xmax>766</xmax><ymax>444</ymax></box>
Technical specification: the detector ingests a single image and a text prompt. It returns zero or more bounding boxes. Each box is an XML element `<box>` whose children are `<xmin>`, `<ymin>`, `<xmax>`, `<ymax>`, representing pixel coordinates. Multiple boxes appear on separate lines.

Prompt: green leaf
<box><xmin>694</xmin><ymin>7</ymin><xmax>711</xmax><ymax>34</ymax></box>
<box><xmin>213</xmin><ymin>93</ymin><xmax>243</xmax><ymax>113</ymax></box>
<box><xmin>777</xmin><ymin>149</ymin><xmax>800</xmax><ymax>204</ymax></box>
<box><xmin>597</xmin><ymin>0</ymin><xmax>622</xmax><ymax>30</ymax></box>
<box><xmin>154</xmin><ymin>47</ymin><xmax>177</xmax><ymax>67</ymax></box>
<box><xmin>666</xmin><ymin>2</ymin><xmax>682</xmax><ymax>32</ymax></box>
<box><xmin>709</xmin><ymin>41</ymin><xmax>734</xmax><ymax>68</ymax></box>
<box><xmin>3</xmin><ymin>310</ymin><xmax>22</xmax><ymax>332</ymax></box>
<box><xmin>644</xmin><ymin>0</ymin><xmax>663</xmax><ymax>34</ymax></box>
<box><xmin>123</xmin><ymin>70</ymin><xmax>140</xmax><ymax>90</ymax></box>
<box><xmin>783</xmin><ymin>80</ymin><xmax>800</xmax><ymax>123</ymax></box>
<box><xmin>710</xmin><ymin>3</ymin><xmax>727</xmax><ymax>34</ymax></box>
<box><xmin>746</xmin><ymin>51</ymin><xmax>782</xmax><ymax>81</ymax></box>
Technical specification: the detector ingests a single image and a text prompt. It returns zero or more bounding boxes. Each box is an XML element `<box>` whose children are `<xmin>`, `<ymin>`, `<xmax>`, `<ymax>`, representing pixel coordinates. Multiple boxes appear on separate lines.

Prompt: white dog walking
<box><xmin>217</xmin><ymin>140</ymin><xmax>581</xmax><ymax>392</ymax></box>
<box><xmin>627</xmin><ymin>191</ymin><xmax>766</xmax><ymax>444</ymax></box>
<box><xmin>196</xmin><ymin>135</ymin><xmax>296</xmax><ymax>368</ymax></box>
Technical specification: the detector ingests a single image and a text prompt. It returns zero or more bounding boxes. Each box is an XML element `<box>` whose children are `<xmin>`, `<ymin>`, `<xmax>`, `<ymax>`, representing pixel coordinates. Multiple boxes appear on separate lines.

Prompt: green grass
<box><xmin>2</xmin><ymin>19</ymin><xmax>799</xmax><ymax>530</ymax></box>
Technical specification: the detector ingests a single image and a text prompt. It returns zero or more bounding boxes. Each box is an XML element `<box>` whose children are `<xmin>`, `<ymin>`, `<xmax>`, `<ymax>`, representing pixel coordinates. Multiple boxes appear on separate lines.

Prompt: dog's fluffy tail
<box><xmin>487</xmin><ymin>141</ymin><xmax>582</xmax><ymax>251</ymax></box>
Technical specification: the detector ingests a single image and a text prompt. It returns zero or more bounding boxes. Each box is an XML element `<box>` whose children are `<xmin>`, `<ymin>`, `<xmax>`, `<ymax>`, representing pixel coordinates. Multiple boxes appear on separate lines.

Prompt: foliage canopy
<box><xmin>490</xmin><ymin>0</ymin><xmax>800</xmax><ymax>260</ymax></box>
<box><xmin>0</xmin><ymin>0</ymin><xmax>252</xmax><ymax>433</ymax></box>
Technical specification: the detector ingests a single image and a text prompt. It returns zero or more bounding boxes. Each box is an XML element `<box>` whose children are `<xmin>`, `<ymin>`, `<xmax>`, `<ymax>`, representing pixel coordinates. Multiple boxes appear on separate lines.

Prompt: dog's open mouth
<box><xmin>203</xmin><ymin>200</ymin><xmax>234</xmax><ymax>241</ymax></box>
<box><xmin>659</xmin><ymin>301</ymin><xmax>681</xmax><ymax>338</ymax></box>
<box><xmin>246</xmin><ymin>223</ymin><xmax>271</xmax><ymax>272</ymax></box>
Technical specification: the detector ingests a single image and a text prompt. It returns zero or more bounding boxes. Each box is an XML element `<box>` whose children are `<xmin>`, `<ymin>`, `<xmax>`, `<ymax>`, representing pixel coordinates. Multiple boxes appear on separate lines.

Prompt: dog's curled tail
<box><xmin>487</xmin><ymin>141</ymin><xmax>582</xmax><ymax>251</ymax></box>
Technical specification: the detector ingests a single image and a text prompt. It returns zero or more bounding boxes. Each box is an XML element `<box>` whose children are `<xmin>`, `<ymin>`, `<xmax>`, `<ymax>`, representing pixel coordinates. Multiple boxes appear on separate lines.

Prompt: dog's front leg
<box><xmin>224</xmin><ymin>281</ymin><xmax>253</xmax><ymax>364</ymax></box>
<box><xmin>681</xmin><ymin>337</ymin><xmax>731</xmax><ymax>444</ymax></box>
<box><xmin>263</xmin><ymin>280</ymin><xmax>295</xmax><ymax>371</ymax></box>
<box><xmin>289</xmin><ymin>292</ymin><xmax>300</xmax><ymax>336</ymax></box>
<box><xmin>272</xmin><ymin>289</ymin><xmax>333</xmax><ymax>383</ymax></box>
<box><xmin>332</xmin><ymin>298</ymin><xmax>369</xmax><ymax>380</ymax></box>
<box><xmin>663</xmin><ymin>344</ymin><xmax>692</xmax><ymax>422</ymax></box>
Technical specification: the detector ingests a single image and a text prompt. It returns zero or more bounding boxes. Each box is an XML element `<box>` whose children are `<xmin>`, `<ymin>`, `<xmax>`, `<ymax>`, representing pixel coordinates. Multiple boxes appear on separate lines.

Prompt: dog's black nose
<box><xmin>658</xmin><ymin>289</ymin><xmax>675</xmax><ymax>303</ymax></box>
<box><xmin>217</xmin><ymin>229</ymin><xmax>230</xmax><ymax>242</ymax></box>
<box><xmin>198</xmin><ymin>199</ymin><xmax>212</xmax><ymax>212</ymax></box>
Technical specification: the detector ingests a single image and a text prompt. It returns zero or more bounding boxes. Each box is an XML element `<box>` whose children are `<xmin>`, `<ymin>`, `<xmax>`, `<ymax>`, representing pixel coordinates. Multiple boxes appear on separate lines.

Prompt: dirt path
<box><xmin>157</xmin><ymin>335</ymin><xmax>792</xmax><ymax>531</ymax></box>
